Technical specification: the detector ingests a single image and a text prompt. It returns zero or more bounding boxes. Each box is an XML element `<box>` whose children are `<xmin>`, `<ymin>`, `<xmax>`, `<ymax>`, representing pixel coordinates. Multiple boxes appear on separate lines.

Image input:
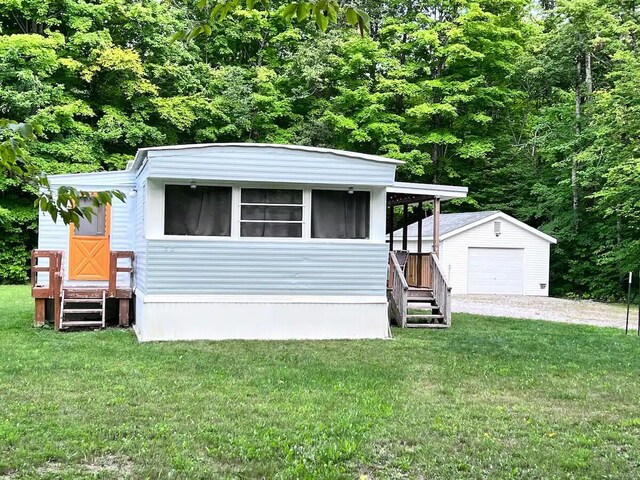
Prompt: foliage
<box><xmin>0</xmin><ymin>0</ymin><xmax>638</xmax><ymax>297</ymax></box>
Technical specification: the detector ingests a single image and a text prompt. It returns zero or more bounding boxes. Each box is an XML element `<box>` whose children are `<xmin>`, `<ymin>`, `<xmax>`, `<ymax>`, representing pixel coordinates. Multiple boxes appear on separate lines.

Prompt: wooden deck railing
<box><xmin>31</xmin><ymin>249</ymin><xmax>134</xmax><ymax>329</ymax></box>
<box><xmin>108</xmin><ymin>251</ymin><xmax>134</xmax><ymax>297</ymax></box>
<box><xmin>388</xmin><ymin>251</ymin><xmax>409</xmax><ymax>328</ymax></box>
<box><xmin>429</xmin><ymin>253</ymin><xmax>452</xmax><ymax>326</ymax></box>
<box><xmin>387</xmin><ymin>251</ymin><xmax>452</xmax><ymax>327</ymax></box>
<box><xmin>31</xmin><ymin>250</ymin><xmax>64</xmax><ymax>327</ymax></box>
<box><xmin>405</xmin><ymin>253</ymin><xmax>432</xmax><ymax>288</ymax></box>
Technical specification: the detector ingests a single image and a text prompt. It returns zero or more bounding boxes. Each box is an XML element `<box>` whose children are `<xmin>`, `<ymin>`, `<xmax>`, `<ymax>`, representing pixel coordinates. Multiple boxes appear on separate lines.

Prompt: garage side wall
<box><xmin>440</xmin><ymin>220</ymin><xmax>551</xmax><ymax>296</ymax></box>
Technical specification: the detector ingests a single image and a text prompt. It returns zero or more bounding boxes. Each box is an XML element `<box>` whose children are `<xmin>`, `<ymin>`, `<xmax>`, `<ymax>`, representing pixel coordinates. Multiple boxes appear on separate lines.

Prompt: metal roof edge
<box><xmin>391</xmin><ymin>211</ymin><xmax>557</xmax><ymax>244</ymax></box>
<box><xmin>437</xmin><ymin>212</ymin><xmax>557</xmax><ymax>244</ymax></box>
<box><xmin>133</xmin><ymin>143</ymin><xmax>404</xmax><ymax>166</ymax></box>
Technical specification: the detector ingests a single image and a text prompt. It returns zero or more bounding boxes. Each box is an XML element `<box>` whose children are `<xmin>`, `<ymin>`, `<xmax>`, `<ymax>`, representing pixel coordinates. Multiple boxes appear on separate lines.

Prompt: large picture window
<box><xmin>311</xmin><ymin>190</ymin><xmax>370</xmax><ymax>239</ymax></box>
<box><xmin>164</xmin><ymin>185</ymin><xmax>232</xmax><ymax>236</ymax></box>
<box><xmin>240</xmin><ymin>188</ymin><xmax>303</xmax><ymax>238</ymax></box>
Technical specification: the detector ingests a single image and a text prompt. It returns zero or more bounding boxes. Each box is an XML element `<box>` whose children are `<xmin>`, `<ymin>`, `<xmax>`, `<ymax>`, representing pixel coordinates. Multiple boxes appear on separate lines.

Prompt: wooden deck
<box><xmin>31</xmin><ymin>250</ymin><xmax>134</xmax><ymax>331</ymax></box>
<box><xmin>387</xmin><ymin>251</ymin><xmax>452</xmax><ymax>328</ymax></box>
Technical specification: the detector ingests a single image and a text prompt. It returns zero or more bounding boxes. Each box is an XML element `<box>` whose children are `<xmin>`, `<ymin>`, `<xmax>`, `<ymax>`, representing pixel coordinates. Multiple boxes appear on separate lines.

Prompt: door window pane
<box><xmin>75</xmin><ymin>197</ymin><xmax>106</xmax><ymax>236</ymax></box>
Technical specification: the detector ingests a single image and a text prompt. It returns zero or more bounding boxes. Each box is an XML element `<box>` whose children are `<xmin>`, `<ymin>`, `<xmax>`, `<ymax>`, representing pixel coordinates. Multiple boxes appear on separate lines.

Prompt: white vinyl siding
<box><xmin>146</xmin><ymin>146</ymin><xmax>396</xmax><ymax>186</ymax></box>
<box><xmin>392</xmin><ymin>214</ymin><xmax>552</xmax><ymax>296</ymax></box>
<box><xmin>467</xmin><ymin>248</ymin><xmax>524</xmax><ymax>294</ymax></box>
<box><xmin>36</xmin><ymin>171</ymin><xmax>136</xmax><ymax>287</ymax></box>
<box><xmin>441</xmin><ymin>220</ymin><xmax>551</xmax><ymax>296</ymax></box>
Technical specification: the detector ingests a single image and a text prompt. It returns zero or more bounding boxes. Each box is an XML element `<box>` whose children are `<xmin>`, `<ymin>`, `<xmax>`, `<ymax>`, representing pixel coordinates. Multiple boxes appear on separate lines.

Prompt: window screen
<box><xmin>164</xmin><ymin>185</ymin><xmax>232</xmax><ymax>236</ymax></box>
<box><xmin>75</xmin><ymin>197</ymin><xmax>106</xmax><ymax>236</ymax></box>
<box><xmin>311</xmin><ymin>190</ymin><xmax>370</xmax><ymax>239</ymax></box>
<box><xmin>240</xmin><ymin>188</ymin><xmax>303</xmax><ymax>238</ymax></box>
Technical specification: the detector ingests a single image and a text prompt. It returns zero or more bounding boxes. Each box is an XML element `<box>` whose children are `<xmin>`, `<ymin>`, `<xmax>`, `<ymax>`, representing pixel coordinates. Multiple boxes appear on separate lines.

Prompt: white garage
<box><xmin>391</xmin><ymin>211</ymin><xmax>557</xmax><ymax>296</ymax></box>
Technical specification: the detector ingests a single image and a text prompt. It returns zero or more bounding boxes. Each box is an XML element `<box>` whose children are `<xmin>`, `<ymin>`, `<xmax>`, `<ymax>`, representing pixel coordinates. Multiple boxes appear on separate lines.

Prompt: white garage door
<box><xmin>467</xmin><ymin>248</ymin><xmax>524</xmax><ymax>294</ymax></box>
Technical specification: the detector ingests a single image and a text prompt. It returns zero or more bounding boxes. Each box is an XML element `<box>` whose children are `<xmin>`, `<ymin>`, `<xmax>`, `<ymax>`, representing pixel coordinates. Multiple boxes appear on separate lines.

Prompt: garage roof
<box><xmin>394</xmin><ymin>211</ymin><xmax>557</xmax><ymax>244</ymax></box>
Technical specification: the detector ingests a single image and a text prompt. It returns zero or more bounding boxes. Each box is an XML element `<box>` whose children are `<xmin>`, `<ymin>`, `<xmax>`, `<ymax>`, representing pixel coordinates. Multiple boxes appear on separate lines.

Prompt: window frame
<box><xmin>157</xmin><ymin>181</ymin><xmax>374</xmax><ymax>243</ymax></box>
<box><xmin>238</xmin><ymin>188</ymin><xmax>305</xmax><ymax>239</ymax></box>
<box><xmin>163</xmin><ymin>183</ymin><xmax>233</xmax><ymax>237</ymax></box>
<box><xmin>310</xmin><ymin>189</ymin><xmax>371</xmax><ymax>240</ymax></box>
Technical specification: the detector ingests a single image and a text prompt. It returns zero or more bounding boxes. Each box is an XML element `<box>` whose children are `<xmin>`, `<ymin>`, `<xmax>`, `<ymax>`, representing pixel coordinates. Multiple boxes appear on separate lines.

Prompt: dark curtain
<box><xmin>164</xmin><ymin>185</ymin><xmax>231</xmax><ymax>236</ymax></box>
<box><xmin>311</xmin><ymin>190</ymin><xmax>370</xmax><ymax>239</ymax></box>
<box><xmin>241</xmin><ymin>189</ymin><xmax>302</xmax><ymax>238</ymax></box>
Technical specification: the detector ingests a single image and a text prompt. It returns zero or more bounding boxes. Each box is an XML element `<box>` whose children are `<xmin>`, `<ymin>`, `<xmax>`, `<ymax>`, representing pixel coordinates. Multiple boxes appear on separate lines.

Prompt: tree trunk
<box><xmin>585</xmin><ymin>51</ymin><xmax>593</xmax><ymax>96</ymax></box>
<box><xmin>573</xmin><ymin>56</ymin><xmax>581</xmax><ymax>219</ymax></box>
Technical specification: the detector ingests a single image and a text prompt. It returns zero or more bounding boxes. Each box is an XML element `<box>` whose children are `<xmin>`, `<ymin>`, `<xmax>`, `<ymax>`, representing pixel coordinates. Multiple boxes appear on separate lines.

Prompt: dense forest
<box><xmin>0</xmin><ymin>0</ymin><xmax>638</xmax><ymax>299</ymax></box>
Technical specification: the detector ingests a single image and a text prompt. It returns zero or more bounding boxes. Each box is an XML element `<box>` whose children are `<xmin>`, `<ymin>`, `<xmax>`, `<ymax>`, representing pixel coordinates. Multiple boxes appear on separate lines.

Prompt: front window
<box><xmin>164</xmin><ymin>184</ymin><xmax>232</xmax><ymax>236</ymax></box>
<box><xmin>311</xmin><ymin>190</ymin><xmax>370</xmax><ymax>239</ymax></box>
<box><xmin>240</xmin><ymin>188</ymin><xmax>303</xmax><ymax>238</ymax></box>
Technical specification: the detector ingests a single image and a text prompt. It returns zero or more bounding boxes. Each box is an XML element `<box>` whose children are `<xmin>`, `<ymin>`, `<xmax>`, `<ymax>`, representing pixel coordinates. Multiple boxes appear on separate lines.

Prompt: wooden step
<box><xmin>60</xmin><ymin>321</ymin><xmax>104</xmax><ymax>327</ymax></box>
<box><xmin>407</xmin><ymin>313</ymin><xmax>443</xmax><ymax>318</ymax></box>
<box><xmin>407</xmin><ymin>297</ymin><xmax>435</xmax><ymax>303</ymax></box>
<box><xmin>63</xmin><ymin>308</ymin><xmax>103</xmax><ymax>314</ymax></box>
<box><xmin>408</xmin><ymin>305</ymin><xmax>438</xmax><ymax>311</ymax></box>
<box><xmin>63</xmin><ymin>298</ymin><xmax>103</xmax><ymax>304</ymax></box>
<box><xmin>62</xmin><ymin>289</ymin><xmax>107</xmax><ymax>299</ymax></box>
<box><xmin>407</xmin><ymin>291</ymin><xmax>434</xmax><ymax>299</ymax></box>
<box><xmin>405</xmin><ymin>323</ymin><xmax>449</xmax><ymax>329</ymax></box>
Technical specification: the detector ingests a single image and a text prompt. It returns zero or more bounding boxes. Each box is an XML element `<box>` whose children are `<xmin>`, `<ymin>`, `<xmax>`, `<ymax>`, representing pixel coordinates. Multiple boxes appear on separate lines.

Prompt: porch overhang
<box><xmin>386</xmin><ymin>182</ymin><xmax>468</xmax><ymax>206</ymax></box>
<box><xmin>386</xmin><ymin>182</ymin><xmax>468</xmax><ymax>257</ymax></box>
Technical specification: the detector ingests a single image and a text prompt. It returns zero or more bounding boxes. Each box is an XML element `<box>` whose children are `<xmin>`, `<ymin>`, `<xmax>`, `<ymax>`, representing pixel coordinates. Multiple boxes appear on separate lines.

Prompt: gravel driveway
<box><xmin>452</xmin><ymin>295</ymin><xmax>634</xmax><ymax>330</ymax></box>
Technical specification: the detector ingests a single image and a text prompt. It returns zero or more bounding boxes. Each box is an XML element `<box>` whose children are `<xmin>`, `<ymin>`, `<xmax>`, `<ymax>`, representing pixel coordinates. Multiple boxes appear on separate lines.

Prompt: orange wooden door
<box><xmin>68</xmin><ymin>200</ymin><xmax>111</xmax><ymax>281</ymax></box>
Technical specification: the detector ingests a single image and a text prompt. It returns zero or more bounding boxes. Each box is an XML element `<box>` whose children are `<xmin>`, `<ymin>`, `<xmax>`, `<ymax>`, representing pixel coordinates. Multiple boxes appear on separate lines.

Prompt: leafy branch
<box><xmin>0</xmin><ymin>119</ymin><xmax>125</xmax><ymax>226</ymax></box>
<box><xmin>173</xmin><ymin>0</ymin><xmax>371</xmax><ymax>42</ymax></box>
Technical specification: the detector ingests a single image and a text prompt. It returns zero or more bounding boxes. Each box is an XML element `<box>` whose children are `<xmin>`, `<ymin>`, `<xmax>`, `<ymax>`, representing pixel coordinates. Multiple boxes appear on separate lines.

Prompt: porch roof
<box><xmin>386</xmin><ymin>182</ymin><xmax>468</xmax><ymax>206</ymax></box>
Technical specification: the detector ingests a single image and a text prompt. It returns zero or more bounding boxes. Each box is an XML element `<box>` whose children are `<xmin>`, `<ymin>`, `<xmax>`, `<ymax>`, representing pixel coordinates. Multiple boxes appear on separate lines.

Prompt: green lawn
<box><xmin>1</xmin><ymin>286</ymin><xmax>639</xmax><ymax>479</ymax></box>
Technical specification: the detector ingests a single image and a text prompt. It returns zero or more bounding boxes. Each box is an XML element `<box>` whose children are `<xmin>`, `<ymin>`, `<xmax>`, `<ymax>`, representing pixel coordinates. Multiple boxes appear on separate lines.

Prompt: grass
<box><xmin>1</xmin><ymin>286</ymin><xmax>639</xmax><ymax>479</ymax></box>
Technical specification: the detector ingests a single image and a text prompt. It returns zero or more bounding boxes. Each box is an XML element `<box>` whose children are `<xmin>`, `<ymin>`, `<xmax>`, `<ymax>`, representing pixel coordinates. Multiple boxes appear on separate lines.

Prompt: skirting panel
<box><xmin>134</xmin><ymin>296</ymin><xmax>390</xmax><ymax>341</ymax></box>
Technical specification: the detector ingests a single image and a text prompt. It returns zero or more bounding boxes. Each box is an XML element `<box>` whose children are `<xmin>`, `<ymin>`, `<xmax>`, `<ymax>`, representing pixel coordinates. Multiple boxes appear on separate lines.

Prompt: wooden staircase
<box><xmin>59</xmin><ymin>288</ymin><xmax>106</xmax><ymax>329</ymax></box>
<box><xmin>388</xmin><ymin>251</ymin><xmax>451</xmax><ymax>328</ymax></box>
<box><xmin>405</xmin><ymin>287</ymin><xmax>446</xmax><ymax>327</ymax></box>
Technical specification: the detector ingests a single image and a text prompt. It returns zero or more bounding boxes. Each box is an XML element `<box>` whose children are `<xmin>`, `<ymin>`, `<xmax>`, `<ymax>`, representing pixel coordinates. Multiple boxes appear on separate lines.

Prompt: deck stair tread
<box><xmin>407</xmin><ymin>314</ymin><xmax>444</xmax><ymax>319</ymax></box>
<box><xmin>63</xmin><ymin>308</ymin><xmax>103</xmax><ymax>314</ymax></box>
<box><xmin>60</xmin><ymin>289</ymin><xmax>106</xmax><ymax>330</ymax></box>
<box><xmin>61</xmin><ymin>321</ymin><xmax>105</xmax><ymax>327</ymax></box>
<box><xmin>63</xmin><ymin>299</ymin><xmax>102</xmax><ymax>304</ymax></box>
<box><xmin>405</xmin><ymin>323</ymin><xmax>449</xmax><ymax>329</ymax></box>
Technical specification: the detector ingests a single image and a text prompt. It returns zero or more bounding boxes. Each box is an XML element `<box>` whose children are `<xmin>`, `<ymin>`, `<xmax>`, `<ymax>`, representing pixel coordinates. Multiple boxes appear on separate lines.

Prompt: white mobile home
<box><xmin>391</xmin><ymin>211</ymin><xmax>557</xmax><ymax>296</ymax></box>
<box><xmin>32</xmin><ymin>144</ymin><xmax>467</xmax><ymax>340</ymax></box>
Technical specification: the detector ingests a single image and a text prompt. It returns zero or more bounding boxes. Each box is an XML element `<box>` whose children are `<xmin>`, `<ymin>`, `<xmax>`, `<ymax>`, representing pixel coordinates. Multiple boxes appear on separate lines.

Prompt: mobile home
<box><xmin>32</xmin><ymin>144</ymin><xmax>467</xmax><ymax>340</ymax></box>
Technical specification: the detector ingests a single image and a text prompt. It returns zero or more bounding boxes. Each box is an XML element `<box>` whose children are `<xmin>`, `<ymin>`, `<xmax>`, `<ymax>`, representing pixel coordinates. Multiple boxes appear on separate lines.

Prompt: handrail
<box><xmin>430</xmin><ymin>253</ymin><xmax>452</xmax><ymax>326</ymax></box>
<box><xmin>388</xmin><ymin>251</ymin><xmax>408</xmax><ymax>327</ymax></box>
<box><xmin>430</xmin><ymin>253</ymin><xmax>450</xmax><ymax>290</ymax></box>
<box><xmin>31</xmin><ymin>250</ymin><xmax>64</xmax><ymax>328</ymax></box>
<box><xmin>390</xmin><ymin>251</ymin><xmax>409</xmax><ymax>291</ymax></box>
<box><xmin>31</xmin><ymin>250</ymin><xmax>63</xmax><ymax>295</ymax></box>
<box><xmin>108</xmin><ymin>251</ymin><xmax>135</xmax><ymax>297</ymax></box>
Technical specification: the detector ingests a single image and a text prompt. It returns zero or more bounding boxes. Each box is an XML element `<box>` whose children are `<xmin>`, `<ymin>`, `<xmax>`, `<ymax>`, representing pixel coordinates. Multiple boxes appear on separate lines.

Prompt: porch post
<box><xmin>417</xmin><ymin>202</ymin><xmax>423</xmax><ymax>254</ymax></box>
<box><xmin>417</xmin><ymin>202</ymin><xmax>423</xmax><ymax>287</ymax></box>
<box><xmin>402</xmin><ymin>203</ymin><xmax>408</xmax><ymax>250</ymax></box>
<box><xmin>433</xmin><ymin>197</ymin><xmax>441</xmax><ymax>257</ymax></box>
<box><xmin>388</xmin><ymin>205</ymin><xmax>394</xmax><ymax>251</ymax></box>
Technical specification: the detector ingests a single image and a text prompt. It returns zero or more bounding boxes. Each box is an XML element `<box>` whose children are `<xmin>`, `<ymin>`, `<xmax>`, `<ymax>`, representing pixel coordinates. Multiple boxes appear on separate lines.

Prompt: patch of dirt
<box><xmin>451</xmin><ymin>295</ymin><xmax>632</xmax><ymax>329</ymax></box>
<box><xmin>2</xmin><ymin>455</ymin><xmax>133</xmax><ymax>479</ymax></box>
